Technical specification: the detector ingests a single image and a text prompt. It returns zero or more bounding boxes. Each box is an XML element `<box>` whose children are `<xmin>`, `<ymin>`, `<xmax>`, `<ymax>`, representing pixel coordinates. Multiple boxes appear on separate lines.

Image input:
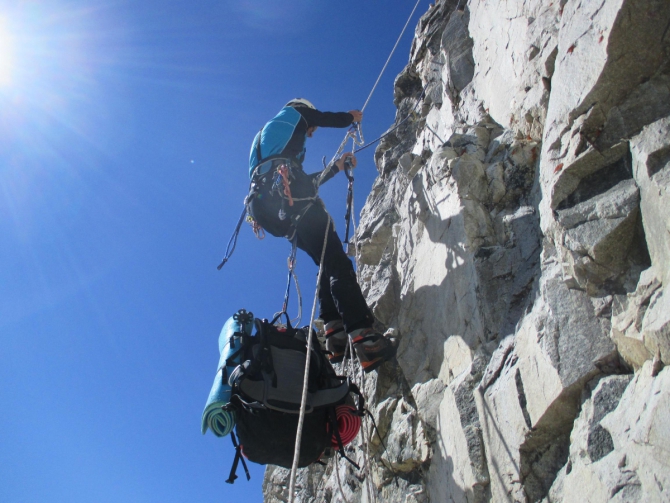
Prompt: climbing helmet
<box><xmin>285</xmin><ymin>98</ymin><xmax>315</xmax><ymax>109</ymax></box>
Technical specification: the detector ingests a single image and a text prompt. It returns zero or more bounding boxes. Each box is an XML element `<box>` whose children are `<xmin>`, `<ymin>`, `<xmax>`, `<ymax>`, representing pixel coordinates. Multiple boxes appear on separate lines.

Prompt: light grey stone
<box><xmin>596</xmin><ymin>74</ymin><xmax>670</xmax><ymax>151</ymax></box>
<box><xmin>611</xmin><ymin>268</ymin><xmax>662</xmax><ymax>369</ymax></box>
<box><xmin>570</xmin><ymin>375</ymin><xmax>633</xmax><ymax>464</ymax></box>
<box><xmin>641</xmin><ymin>288</ymin><xmax>670</xmax><ymax>367</ymax></box>
<box><xmin>475</xmin><ymin>349</ymin><xmax>529</xmax><ymax>503</ymax></box>
<box><xmin>398</xmin><ymin>152</ymin><xmax>416</xmax><ymax>174</ymax></box>
<box><xmin>486</xmin><ymin>162</ymin><xmax>506</xmax><ymax>204</ymax></box>
<box><xmin>551</xmin><ymin>363</ymin><xmax>670</xmax><ymax>503</ymax></box>
<box><xmin>600</xmin><ymin>362</ymin><xmax>670</xmax><ymax>502</ymax></box>
<box><xmin>380</xmin><ymin>398</ymin><xmax>431</xmax><ymax>473</ymax></box>
<box><xmin>555</xmin><ymin>179</ymin><xmax>639</xmax><ymax>230</ymax></box>
<box><xmin>411</xmin><ymin>378</ymin><xmax>446</xmax><ymax>430</ymax></box>
<box><xmin>469</xmin><ymin>0</ymin><xmax>558</xmax><ymax>135</ymax></box>
<box><xmin>428</xmin><ymin>353</ymin><xmax>490</xmax><ymax>503</ymax></box>
<box><xmin>451</xmin><ymin>153</ymin><xmax>489</xmax><ymax>202</ymax></box>
<box><xmin>265</xmin><ymin>1</ymin><xmax>670</xmax><ymax>500</ymax></box>
<box><xmin>441</xmin><ymin>8</ymin><xmax>474</xmax><ymax>97</ymax></box>
<box><xmin>630</xmin><ymin>116</ymin><xmax>670</xmax><ymax>285</ymax></box>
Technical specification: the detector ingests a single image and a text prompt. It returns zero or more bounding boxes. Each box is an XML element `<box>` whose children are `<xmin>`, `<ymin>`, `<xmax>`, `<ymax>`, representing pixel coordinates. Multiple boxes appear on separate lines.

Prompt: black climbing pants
<box><xmin>248</xmin><ymin>164</ymin><xmax>374</xmax><ymax>332</ymax></box>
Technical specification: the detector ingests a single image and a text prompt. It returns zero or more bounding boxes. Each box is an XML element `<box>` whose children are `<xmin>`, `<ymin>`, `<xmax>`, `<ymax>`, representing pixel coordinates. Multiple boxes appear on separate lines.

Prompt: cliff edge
<box><xmin>265</xmin><ymin>0</ymin><xmax>670</xmax><ymax>501</ymax></box>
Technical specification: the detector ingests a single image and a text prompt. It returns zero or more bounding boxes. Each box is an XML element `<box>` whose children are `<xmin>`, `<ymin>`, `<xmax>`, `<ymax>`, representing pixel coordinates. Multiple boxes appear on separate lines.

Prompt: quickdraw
<box><xmin>246</xmin><ymin>214</ymin><xmax>265</xmax><ymax>240</ymax></box>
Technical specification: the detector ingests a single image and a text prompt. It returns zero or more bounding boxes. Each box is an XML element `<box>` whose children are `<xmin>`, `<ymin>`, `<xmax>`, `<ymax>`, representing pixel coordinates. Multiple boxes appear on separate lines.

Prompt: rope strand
<box><xmin>324</xmin><ymin>0</ymin><xmax>423</xmax><ymax>173</ymax></box>
<box><xmin>334</xmin><ymin>457</ymin><xmax>352</xmax><ymax>503</ymax></box>
<box><xmin>287</xmin><ymin>215</ymin><xmax>331</xmax><ymax>503</ymax></box>
<box><xmin>286</xmin><ymin>2</ymin><xmax>424</xmax><ymax>499</ymax></box>
<box><xmin>361</xmin><ymin>0</ymin><xmax>422</xmax><ymax>113</ymax></box>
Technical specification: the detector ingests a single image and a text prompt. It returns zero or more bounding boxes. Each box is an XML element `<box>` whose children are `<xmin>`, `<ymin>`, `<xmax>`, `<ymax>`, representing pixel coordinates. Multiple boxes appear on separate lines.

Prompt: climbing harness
<box><xmin>275</xmin><ymin>164</ymin><xmax>294</xmax><ymax>221</ymax></box>
<box><xmin>218</xmin><ymin>76</ymin><xmax>426</xmax><ymax>271</ymax></box>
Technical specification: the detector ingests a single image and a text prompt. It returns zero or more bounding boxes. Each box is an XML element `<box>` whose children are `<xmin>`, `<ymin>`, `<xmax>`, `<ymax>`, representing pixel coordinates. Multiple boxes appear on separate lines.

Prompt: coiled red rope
<box><xmin>331</xmin><ymin>405</ymin><xmax>361</xmax><ymax>448</ymax></box>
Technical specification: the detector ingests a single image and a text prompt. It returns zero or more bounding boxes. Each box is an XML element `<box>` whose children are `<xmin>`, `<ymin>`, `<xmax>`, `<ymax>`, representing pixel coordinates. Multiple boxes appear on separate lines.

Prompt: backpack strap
<box><xmin>349</xmin><ymin>382</ymin><xmax>366</xmax><ymax>415</ymax></box>
<box><xmin>220</xmin><ymin>331</ymin><xmax>253</xmax><ymax>386</ymax></box>
<box><xmin>310</xmin><ymin>381</ymin><xmax>350</xmax><ymax>408</ymax></box>
<box><xmin>270</xmin><ymin>311</ymin><xmax>292</xmax><ymax>327</ymax></box>
<box><xmin>251</xmin><ymin>128</ymin><xmax>285</xmax><ymax>178</ymax></box>
<box><xmin>327</xmin><ymin>407</ymin><xmax>360</xmax><ymax>470</ymax></box>
<box><xmin>225</xmin><ymin>431</ymin><xmax>251</xmax><ymax>484</ymax></box>
<box><xmin>257</xmin><ymin>319</ymin><xmax>276</xmax><ymax>381</ymax></box>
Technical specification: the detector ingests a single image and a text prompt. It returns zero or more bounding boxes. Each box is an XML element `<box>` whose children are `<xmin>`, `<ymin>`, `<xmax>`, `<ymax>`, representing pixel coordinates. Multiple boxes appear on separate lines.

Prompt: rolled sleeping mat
<box><xmin>201</xmin><ymin>309</ymin><xmax>254</xmax><ymax>437</ymax></box>
<box><xmin>201</xmin><ymin>348</ymin><xmax>236</xmax><ymax>437</ymax></box>
<box><xmin>331</xmin><ymin>405</ymin><xmax>361</xmax><ymax>448</ymax></box>
<box><xmin>202</xmin><ymin>403</ymin><xmax>236</xmax><ymax>437</ymax></box>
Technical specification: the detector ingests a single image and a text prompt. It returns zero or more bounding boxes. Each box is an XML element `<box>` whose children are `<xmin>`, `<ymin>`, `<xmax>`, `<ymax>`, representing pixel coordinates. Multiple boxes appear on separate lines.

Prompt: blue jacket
<box><xmin>249</xmin><ymin>105</ymin><xmax>353</xmax><ymax>177</ymax></box>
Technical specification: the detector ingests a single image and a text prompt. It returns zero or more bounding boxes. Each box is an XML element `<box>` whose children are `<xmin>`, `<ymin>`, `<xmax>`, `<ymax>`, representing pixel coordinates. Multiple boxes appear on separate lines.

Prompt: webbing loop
<box><xmin>275</xmin><ymin>235</ymin><xmax>302</xmax><ymax>326</ymax></box>
<box><xmin>217</xmin><ymin>205</ymin><xmax>248</xmax><ymax>270</ymax></box>
<box><xmin>225</xmin><ymin>431</ymin><xmax>251</xmax><ymax>484</ymax></box>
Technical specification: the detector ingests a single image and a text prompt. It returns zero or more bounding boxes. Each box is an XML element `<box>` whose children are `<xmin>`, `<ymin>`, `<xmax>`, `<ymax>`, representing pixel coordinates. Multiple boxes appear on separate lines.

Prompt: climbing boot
<box><xmin>350</xmin><ymin>328</ymin><xmax>398</xmax><ymax>373</ymax></box>
<box><xmin>324</xmin><ymin>320</ymin><xmax>347</xmax><ymax>364</ymax></box>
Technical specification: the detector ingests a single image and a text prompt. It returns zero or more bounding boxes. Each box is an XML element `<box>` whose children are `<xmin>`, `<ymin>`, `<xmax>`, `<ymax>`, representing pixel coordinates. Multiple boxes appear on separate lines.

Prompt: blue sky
<box><xmin>0</xmin><ymin>1</ymin><xmax>420</xmax><ymax>501</ymax></box>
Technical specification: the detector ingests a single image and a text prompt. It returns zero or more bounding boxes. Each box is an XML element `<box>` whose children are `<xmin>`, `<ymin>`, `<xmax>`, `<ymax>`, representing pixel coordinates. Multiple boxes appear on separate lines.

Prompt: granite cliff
<box><xmin>265</xmin><ymin>0</ymin><xmax>670</xmax><ymax>501</ymax></box>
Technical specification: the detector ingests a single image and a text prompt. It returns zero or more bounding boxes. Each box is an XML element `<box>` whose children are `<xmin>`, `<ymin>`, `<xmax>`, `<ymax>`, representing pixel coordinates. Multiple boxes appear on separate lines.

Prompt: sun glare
<box><xmin>0</xmin><ymin>16</ymin><xmax>15</xmax><ymax>87</ymax></box>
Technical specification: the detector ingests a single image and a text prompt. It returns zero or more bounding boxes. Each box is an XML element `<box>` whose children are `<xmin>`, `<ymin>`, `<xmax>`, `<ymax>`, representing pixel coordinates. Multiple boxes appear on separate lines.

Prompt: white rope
<box><xmin>350</xmin><ymin>335</ymin><xmax>358</xmax><ymax>381</ymax></box>
<box><xmin>340</xmin><ymin>329</ymin><xmax>378</xmax><ymax>503</ymax></box>
<box><xmin>351</xmin><ymin>336</ymin><xmax>378</xmax><ymax>503</ymax></box>
<box><xmin>286</xmin><ymin>2</ymin><xmax>424</xmax><ymax>498</ymax></box>
<box><xmin>287</xmin><ymin>214</ymin><xmax>331</xmax><ymax>503</ymax></box>
<box><xmin>360</xmin><ymin>413</ymin><xmax>377</xmax><ymax>503</ymax></box>
<box><xmin>291</xmin><ymin>269</ymin><xmax>303</xmax><ymax>327</ymax></box>
<box><xmin>361</xmin><ymin>0</ymin><xmax>422</xmax><ymax>113</ymax></box>
<box><xmin>349</xmin><ymin>183</ymin><xmax>358</xmax><ymax>260</ymax></box>
<box><xmin>334</xmin><ymin>457</ymin><xmax>352</xmax><ymax>503</ymax></box>
<box><xmin>324</xmin><ymin>0</ymin><xmax>423</xmax><ymax>173</ymax></box>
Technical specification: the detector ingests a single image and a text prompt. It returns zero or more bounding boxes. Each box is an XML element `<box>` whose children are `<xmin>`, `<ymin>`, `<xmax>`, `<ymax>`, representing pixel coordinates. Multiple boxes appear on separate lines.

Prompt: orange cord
<box><xmin>278</xmin><ymin>165</ymin><xmax>294</xmax><ymax>206</ymax></box>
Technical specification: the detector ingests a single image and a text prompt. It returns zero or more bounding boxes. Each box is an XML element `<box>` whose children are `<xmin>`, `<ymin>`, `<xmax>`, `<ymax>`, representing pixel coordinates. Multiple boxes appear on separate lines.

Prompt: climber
<box><xmin>247</xmin><ymin>98</ymin><xmax>397</xmax><ymax>373</ymax></box>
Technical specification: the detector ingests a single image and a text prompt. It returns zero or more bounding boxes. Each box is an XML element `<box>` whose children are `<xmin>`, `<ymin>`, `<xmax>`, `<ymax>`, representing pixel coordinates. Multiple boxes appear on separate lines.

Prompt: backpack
<box><xmin>223</xmin><ymin>313</ymin><xmax>363</xmax><ymax>483</ymax></box>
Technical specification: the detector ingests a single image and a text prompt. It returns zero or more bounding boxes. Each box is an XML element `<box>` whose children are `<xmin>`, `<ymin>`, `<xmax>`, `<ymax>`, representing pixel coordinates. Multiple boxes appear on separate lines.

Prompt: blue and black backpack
<box><xmin>202</xmin><ymin>310</ymin><xmax>364</xmax><ymax>484</ymax></box>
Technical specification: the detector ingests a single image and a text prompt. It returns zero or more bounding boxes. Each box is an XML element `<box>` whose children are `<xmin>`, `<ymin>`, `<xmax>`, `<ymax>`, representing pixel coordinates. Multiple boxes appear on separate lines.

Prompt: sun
<box><xmin>0</xmin><ymin>16</ymin><xmax>15</xmax><ymax>87</ymax></box>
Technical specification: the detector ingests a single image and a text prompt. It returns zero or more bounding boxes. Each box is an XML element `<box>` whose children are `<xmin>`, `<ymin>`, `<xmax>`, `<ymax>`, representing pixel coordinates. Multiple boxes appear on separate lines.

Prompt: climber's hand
<box><xmin>348</xmin><ymin>110</ymin><xmax>363</xmax><ymax>123</ymax></box>
<box><xmin>336</xmin><ymin>153</ymin><xmax>357</xmax><ymax>171</ymax></box>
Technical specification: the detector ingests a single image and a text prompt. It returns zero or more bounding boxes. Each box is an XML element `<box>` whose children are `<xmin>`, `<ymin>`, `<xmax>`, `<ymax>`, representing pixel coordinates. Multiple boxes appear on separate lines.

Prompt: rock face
<box><xmin>264</xmin><ymin>0</ymin><xmax>670</xmax><ymax>501</ymax></box>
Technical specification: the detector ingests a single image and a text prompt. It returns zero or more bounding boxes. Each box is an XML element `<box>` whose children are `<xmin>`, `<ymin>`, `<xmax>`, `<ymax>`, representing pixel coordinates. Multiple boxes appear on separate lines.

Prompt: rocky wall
<box><xmin>264</xmin><ymin>0</ymin><xmax>670</xmax><ymax>501</ymax></box>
